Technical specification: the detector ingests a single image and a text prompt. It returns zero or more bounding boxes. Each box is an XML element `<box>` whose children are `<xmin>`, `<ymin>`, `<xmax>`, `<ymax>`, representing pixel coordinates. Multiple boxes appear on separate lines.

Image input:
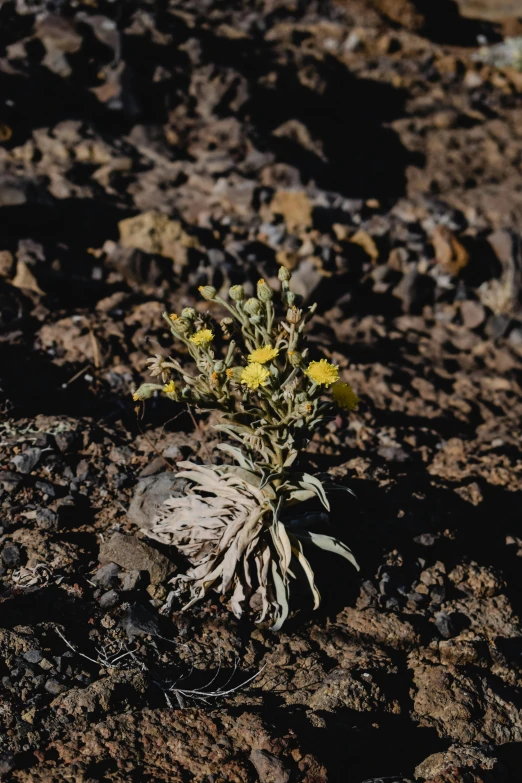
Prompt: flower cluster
<box><xmin>132</xmin><ymin>269</ymin><xmax>360</xmax><ymax>628</ymax></box>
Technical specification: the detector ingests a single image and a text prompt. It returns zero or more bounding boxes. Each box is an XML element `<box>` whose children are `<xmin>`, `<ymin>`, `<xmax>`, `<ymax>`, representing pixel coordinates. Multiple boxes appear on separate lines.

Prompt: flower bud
<box><xmin>198</xmin><ymin>285</ymin><xmax>217</xmax><ymax>300</ymax></box>
<box><xmin>288</xmin><ymin>350</ymin><xmax>303</xmax><ymax>366</ymax></box>
<box><xmin>295</xmin><ymin>391</ymin><xmax>308</xmax><ymax>403</ymax></box>
<box><xmin>286</xmin><ymin>291</ymin><xmax>296</xmax><ymax>306</ymax></box>
<box><xmin>229</xmin><ymin>285</ymin><xmax>244</xmax><ymax>302</ymax></box>
<box><xmin>214</xmin><ymin>360</ymin><xmax>224</xmax><ymax>372</ymax></box>
<box><xmin>278</xmin><ymin>266</ymin><xmax>291</xmax><ymax>282</ymax></box>
<box><xmin>171</xmin><ymin>317</ymin><xmax>192</xmax><ymax>336</ymax></box>
<box><xmin>132</xmin><ymin>383</ymin><xmax>162</xmax><ymax>401</ymax></box>
<box><xmin>244</xmin><ymin>297</ymin><xmax>262</xmax><ymax>316</ymax></box>
<box><xmin>286</xmin><ymin>306</ymin><xmax>301</xmax><ymax>325</ymax></box>
<box><xmin>257</xmin><ymin>278</ymin><xmax>273</xmax><ymax>302</ymax></box>
<box><xmin>181</xmin><ymin>307</ymin><xmax>196</xmax><ymax>320</ymax></box>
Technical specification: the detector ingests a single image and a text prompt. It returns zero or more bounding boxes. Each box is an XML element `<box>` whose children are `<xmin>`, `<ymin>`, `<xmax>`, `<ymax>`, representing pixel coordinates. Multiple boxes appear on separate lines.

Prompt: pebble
<box><xmin>414</xmin><ymin>533</ymin><xmax>436</xmax><ymax>546</ymax></box>
<box><xmin>11</xmin><ymin>447</ymin><xmax>42</xmax><ymax>474</ymax></box>
<box><xmin>434</xmin><ymin>611</ymin><xmax>455</xmax><ymax>639</ymax></box>
<box><xmin>460</xmin><ymin>300</ymin><xmax>485</xmax><ymax>330</ymax></box>
<box><xmin>122</xmin><ymin>603</ymin><xmax>160</xmax><ymax>640</ymax></box>
<box><xmin>92</xmin><ymin>562</ymin><xmax>121</xmax><ymax>589</ymax></box>
<box><xmin>98</xmin><ymin>589</ymin><xmax>120</xmax><ymax>609</ymax></box>
<box><xmin>99</xmin><ymin>532</ymin><xmax>172</xmax><ymax>585</ymax></box>
<box><xmin>121</xmin><ymin>569</ymin><xmax>144</xmax><ymax>591</ymax></box>
<box><xmin>0</xmin><ymin>754</ymin><xmax>14</xmax><ymax>775</ymax></box>
<box><xmin>44</xmin><ymin>678</ymin><xmax>66</xmax><ymax>695</ymax></box>
<box><xmin>2</xmin><ymin>544</ymin><xmax>21</xmax><ymax>568</ymax></box>
<box><xmin>23</xmin><ymin>649</ymin><xmax>43</xmax><ymax>664</ymax></box>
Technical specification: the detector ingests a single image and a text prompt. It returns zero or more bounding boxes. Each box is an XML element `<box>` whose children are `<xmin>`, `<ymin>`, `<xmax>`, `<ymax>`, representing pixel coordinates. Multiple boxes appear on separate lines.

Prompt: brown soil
<box><xmin>1</xmin><ymin>1</ymin><xmax>522</xmax><ymax>781</ymax></box>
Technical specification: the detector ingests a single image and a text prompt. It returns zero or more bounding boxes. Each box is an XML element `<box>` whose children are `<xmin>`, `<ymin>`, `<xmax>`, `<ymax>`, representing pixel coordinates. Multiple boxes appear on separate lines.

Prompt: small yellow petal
<box><xmin>305</xmin><ymin>359</ymin><xmax>339</xmax><ymax>387</ymax></box>
<box><xmin>240</xmin><ymin>362</ymin><xmax>270</xmax><ymax>390</ymax></box>
<box><xmin>247</xmin><ymin>345</ymin><xmax>279</xmax><ymax>364</ymax></box>
<box><xmin>189</xmin><ymin>329</ymin><xmax>214</xmax><ymax>346</ymax></box>
<box><xmin>332</xmin><ymin>381</ymin><xmax>359</xmax><ymax>410</ymax></box>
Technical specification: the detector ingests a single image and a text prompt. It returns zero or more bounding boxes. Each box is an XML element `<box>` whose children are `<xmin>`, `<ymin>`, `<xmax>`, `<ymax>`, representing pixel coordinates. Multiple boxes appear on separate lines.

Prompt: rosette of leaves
<box><xmin>133</xmin><ymin>269</ymin><xmax>360</xmax><ymax>628</ymax></box>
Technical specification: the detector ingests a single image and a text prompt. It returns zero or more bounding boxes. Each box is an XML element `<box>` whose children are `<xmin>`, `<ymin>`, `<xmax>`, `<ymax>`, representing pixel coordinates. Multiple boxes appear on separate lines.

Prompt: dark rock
<box><xmin>23</xmin><ymin>649</ymin><xmax>43</xmax><ymax>664</ymax></box>
<box><xmin>99</xmin><ymin>533</ymin><xmax>172</xmax><ymax>585</ymax></box>
<box><xmin>92</xmin><ymin>562</ymin><xmax>121</xmax><ymax>589</ymax></box>
<box><xmin>121</xmin><ymin>570</ymin><xmax>145</xmax><ymax>591</ymax></box>
<box><xmin>2</xmin><ymin>544</ymin><xmax>21</xmax><ymax>569</ymax></box>
<box><xmin>127</xmin><ymin>472</ymin><xmax>187</xmax><ymax>531</ymax></box>
<box><xmin>54</xmin><ymin>430</ymin><xmax>78</xmax><ymax>453</ymax></box>
<box><xmin>121</xmin><ymin>603</ymin><xmax>160</xmax><ymax>640</ymax></box>
<box><xmin>10</xmin><ymin>447</ymin><xmax>42</xmax><ymax>474</ymax></box>
<box><xmin>430</xmin><ymin>585</ymin><xmax>446</xmax><ymax>605</ymax></box>
<box><xmin>414</xmin><ymin>533</ymin><xmax>436</xmax><ymax>546</ymax></box>
<box><xmin>36</xmin><ymin>508</ymin><xmax>59</xmax><ymax>530</ymax></box>
<box><xmin>44</xmin><ymin>678</ymin><xmax>66</xmax><ymax>695</ymax></box>
<box><xmin>35</xmin><ymin>479</ymin><xmax>56</xmax><ymax>497</ymax></box>
<box><xmin>485</xmin><ymin>314</ymin><xmax>511</xmax><ymax>339</ymax></box>
<box><xmin>0</xmin><ymin>753</ymin><xmax>14</xmax><ymax>776</ymax></box>
<box><xmin>434</xmin><ymin>611</ymin><xmax>455</xmax><ymax>639</ymax></box>
<box><xmin>250</xmin><ymin>749</ymin><xmax>290</xmax><ymax>783</ymax></box>
<box><xmin>0</xmin><ymin>471</ymin><xmax>23</xmax><ymax>494</ymax></box>
<box><xmin>99</xmin><ymin>590</ymin><xmax>120</xmax><ymax>609</ymax></box>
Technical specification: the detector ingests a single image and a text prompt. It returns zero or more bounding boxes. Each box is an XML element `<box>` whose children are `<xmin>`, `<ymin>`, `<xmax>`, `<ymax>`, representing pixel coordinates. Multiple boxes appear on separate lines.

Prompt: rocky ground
<box><xmin>1</xmin><ymin>0</ymin><xmax>522</xmax><ymax>780</ymax></box>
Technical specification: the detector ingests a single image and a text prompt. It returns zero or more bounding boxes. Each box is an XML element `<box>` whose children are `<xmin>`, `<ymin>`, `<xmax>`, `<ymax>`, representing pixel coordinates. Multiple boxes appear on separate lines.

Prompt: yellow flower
<box><xmin>163</xmin><ymin>381</ymin><xmax>176</xmax><ymax>394</ymax></box>
<box><xmin>169</xmin><ymin>313</ymin><xmax>178</xmax><ymax>322</ymax></box>
<box><xmin>248</xmin><ymin>345</ymin><xmax>279</xmax><ymax>364</ymax></box>
<box><xmin>241</xmin><ymin>362</ymin><xmax>270</xmax><ymax>390</ymax></box>
<box><xmin>189</xmin><ymin>329</ymin><xmax>214</xmax><ymax>346</ymax></box>
<box><xmin>306</xmin><ymin>359</ymin><xmax>339</xmax><ymax>387</ymax></box>
<box><xmin>332</xmin><ymin>381</ymin><xmax>359</xmax><ymax>410</ymax></box>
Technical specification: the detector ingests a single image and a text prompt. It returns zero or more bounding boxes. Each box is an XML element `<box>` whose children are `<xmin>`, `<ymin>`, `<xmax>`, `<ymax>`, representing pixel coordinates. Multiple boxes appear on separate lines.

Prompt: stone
<box><xmin>250</xmin><ymin>750</ymin><xmax>290</xmax><ymax>783</ymax></box>
<box><xmin>485</xmin><ymin>314</ymin><xmax>511</xmax><ymax>339</ymax></box>
<box><xmin>128</xmin><ymin>472</ymin><xmax>187</xmax><ymax>531</ymax></box>
<box><xmin>118</xmin><ymin>211</ymin><xmax>196</xmax><ymax>269</ymax></box>
<box><xmin>10</xmin><ymin>447</ymin><xmax>41</xmax><ymax>474</ymax></box>
<box><xmin>0</xmin><ymin>471</ymin><xmax>23</xmax><ymax>494</ymax></box>
<box><xmin>120</xmin><ymin>570</ymin><xmax>144</xmax><ymax>591</ymax></box>
<box><xmin>434</xmin><ymin>611</ymin><xmax>455</xmax><ymax>639</ymax></box>
<box><xmin>44</xmin><ymin>678</ymin><xmax>66</xmax><ymax>695</ymax></box>
<box><xmin>460</xmin><ymin>299</ymin><xmax>486</xmax><ymax>330</ymax></box>
<box><xmin>121</xmin><ymin>603</ymin><xmax>160</xmax><ymax>640</ymax></box>
<box><xmin>23</xmin><ymin>649</ymin><xmax>43</xmax><ymax>664</ymax></box>
<box><xmin>415</xmin><ymin>743</ymin><xmax>499</xmax><ymax>779</ymax></box>
<box><xmin>92</xmin><ymin>562</ymin><xmax>121</xmax><ymax>589</ymax></box>
<box><xmin>269</xmin><ymin>190</ymin><xmax>312</xmax><ymax>233</ymax></box>
<box><xmin>2</xmin><ymin>545</ymin><xmax>21</xmax><ymax>569</ymax></box>
<box><xmin>0</xmin><ymin>753</ymin><xmax>14</xmax><ymax>776</ymax></box>
<box><xmin>99</xmin><ymin>532</ymin><xmax>172</xmax><ymax>585</ymax></box>
<box><xmin>99</xmin><ymin>590</ymin><xmax>120</xmax><ymax>609</ymax></box>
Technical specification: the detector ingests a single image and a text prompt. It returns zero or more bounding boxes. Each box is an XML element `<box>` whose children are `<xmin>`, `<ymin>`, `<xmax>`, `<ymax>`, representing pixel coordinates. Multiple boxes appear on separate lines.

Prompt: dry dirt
<box><xmin>1</xmin><ymin>0</ymin><xmax>522</xmax><ymax>781</ymax></box>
